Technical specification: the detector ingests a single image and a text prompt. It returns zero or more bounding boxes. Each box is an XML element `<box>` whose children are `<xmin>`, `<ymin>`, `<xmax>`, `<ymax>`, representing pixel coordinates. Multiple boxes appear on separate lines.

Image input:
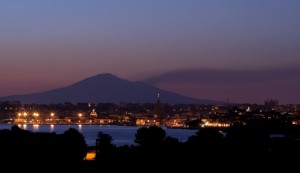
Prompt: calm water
<box><xmin>0</xmin><ymin>124</ymin><xmax>197</xmax><ymax>146</ymax></box>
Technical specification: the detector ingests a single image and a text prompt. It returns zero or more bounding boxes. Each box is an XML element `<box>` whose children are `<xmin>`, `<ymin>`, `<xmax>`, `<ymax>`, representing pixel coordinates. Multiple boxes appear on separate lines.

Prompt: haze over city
<box><xmin>0</xmin><ymin>0</ymin><xmax>299</xmax><ymax>104</ymax></box>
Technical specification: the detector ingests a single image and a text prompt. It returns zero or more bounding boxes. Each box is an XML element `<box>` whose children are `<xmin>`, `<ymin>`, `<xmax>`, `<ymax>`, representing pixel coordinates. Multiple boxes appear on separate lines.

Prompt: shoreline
<box><xmin>0</xmin><ymin>123</ymin><xmax>194</xmax><ymax>129</ymax></box>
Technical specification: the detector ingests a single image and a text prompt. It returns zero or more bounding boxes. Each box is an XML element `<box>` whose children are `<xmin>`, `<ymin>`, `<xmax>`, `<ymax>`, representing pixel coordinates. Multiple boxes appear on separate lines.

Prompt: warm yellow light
<box><xmin>18</xmin><ymin>113</ymin><xmax>21</xmax><ymax>116</ymax></box>
<box><xmin>78</xmin><ymin>113</ymin><xmax>82</xmax><ymax>117</ymax></box>
<box><xmin>23</xmin><ymin>112</ymin><xmax>27</xmax><ymax>116</ymax></box>
<box><xmin>50</xmin><ymin>113</ymin><xmax>55</xmax><ymax>116</ymax></box>
<box><xmin>85</xmin><ymin>152</ymin><xmax>96</xmax><ymax>160</ymax></box>
<box><xmin>33</xmin><ymin>124</ymin><xmax>39</xmax><ymax>129</ymax></box>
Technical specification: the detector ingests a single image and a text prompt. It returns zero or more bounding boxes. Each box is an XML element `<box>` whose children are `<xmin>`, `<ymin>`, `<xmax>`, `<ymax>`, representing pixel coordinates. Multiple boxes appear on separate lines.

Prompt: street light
<box><xmin>50</xmin><ymin>113</ymin><xmax>55</xmax><ymax>124</ymax></box>
<box><xmin>78</xmin><ymin>113</ymin><xmax>83</xmax><ymax>123</ymax></box>
<box><xmin>23</xmin><ymin>112</ymin><xmax>27</xmax><ymax>124</ymax></box>
<box><xmin>33</xmin><ymin>112</ymin><xmax>39</xmax><ymax>124</ymax></box>
<box><xmin>17</xmin><ymin>113</ymin><xmax>22</xmax><ymax>123</ymax></box>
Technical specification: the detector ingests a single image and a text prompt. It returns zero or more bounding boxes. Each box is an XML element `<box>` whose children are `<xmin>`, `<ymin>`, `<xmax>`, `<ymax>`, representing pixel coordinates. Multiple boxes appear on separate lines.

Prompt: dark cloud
<box><xmin>145</xmin><ymin>67</ymin><xmax>300</xmax><ymax>85</ymax></box>
<box><xmin>144</xmin><ymin>67</ymin><xmax>300</xmax><ymax>104</ymax></box>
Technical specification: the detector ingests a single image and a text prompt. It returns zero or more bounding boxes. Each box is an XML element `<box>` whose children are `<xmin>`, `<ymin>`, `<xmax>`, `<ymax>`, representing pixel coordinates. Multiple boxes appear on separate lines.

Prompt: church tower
<box><xmin>154</xmin><ymin>93</ymin><xmax>162</xmax><ymax>120</ymax></box>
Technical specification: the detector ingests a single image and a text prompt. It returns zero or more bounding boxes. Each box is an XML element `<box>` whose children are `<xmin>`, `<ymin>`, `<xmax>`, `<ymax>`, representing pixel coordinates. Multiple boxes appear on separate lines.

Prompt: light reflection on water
<box><xmin>50</xmin><ymin>124</ymin><xmax>55</xmax><ymax>132</ymax></box>
<box><xmin>33</xmin><ymin>124</ymin><xmax>39</xmax><ymax>131</ymax></box>
<box><xmin>0</xmin><ymin>124</ymin><xmax>197</xmax><ymax>146</ymax></box>
<box><xmin>78</xmin><ymin>124</ymin><xmax>82</xmax><ymax>131</ymax></box>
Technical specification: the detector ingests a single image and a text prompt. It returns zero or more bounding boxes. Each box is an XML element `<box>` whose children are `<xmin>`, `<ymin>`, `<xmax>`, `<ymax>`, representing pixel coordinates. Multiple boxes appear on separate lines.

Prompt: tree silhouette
<box><xmin>187</xmin><ymin>127</ymin><xmax>223</xmax><ymax>145</ymax></box>
<box><xmin>62</xmin><ymin>128</ymin><xmax>88</xmax><ymax>162</ymax></box>
<box><xmin>134</xmin><ymin>126</ymin><xmax>166</xmax><ymax>147</ymax></box>
<box><xmin>95</xmin><ymin>131</ymin><xmax>115</xmax><ymax>161</ymax></box>
<box><xmin>164</xmin><ymin>136</ymin><xmax>180</xmax><ymax>146</ymax></box>
<box><xmin>186</xmin><ymin>127</ymin><xmax>224</xmax><ymax>159</ymax></box>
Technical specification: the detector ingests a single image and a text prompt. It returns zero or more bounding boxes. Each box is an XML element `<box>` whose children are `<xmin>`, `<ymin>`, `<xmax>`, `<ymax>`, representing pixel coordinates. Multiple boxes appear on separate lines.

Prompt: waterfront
<box><xmin>0</xmin><ymin>124</ymin><xmax>197</xmax><ymax>146</ymax></box>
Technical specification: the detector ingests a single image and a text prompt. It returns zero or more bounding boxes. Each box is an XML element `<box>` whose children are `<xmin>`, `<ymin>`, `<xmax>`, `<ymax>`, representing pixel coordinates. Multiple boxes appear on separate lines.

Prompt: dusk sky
<box><xmin>0</xmin><ymin>0</ymin><xmax>299</xmax><ymax>104</ymax></box>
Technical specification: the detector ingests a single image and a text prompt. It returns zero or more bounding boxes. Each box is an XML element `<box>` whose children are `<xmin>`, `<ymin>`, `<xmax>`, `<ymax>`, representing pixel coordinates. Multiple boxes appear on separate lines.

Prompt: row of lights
<box><xmin>17</xmin><ymin>112</ymin><xmax>55</xmax><ymax>117</ymax></box>
<box><xmin>17</xmin><ymin>112</ymin><xmax>84</xmax><ymax>117</ymax></box>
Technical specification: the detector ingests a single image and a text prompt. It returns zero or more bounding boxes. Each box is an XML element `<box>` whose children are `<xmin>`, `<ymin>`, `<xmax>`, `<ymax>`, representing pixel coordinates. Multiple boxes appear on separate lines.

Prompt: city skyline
<box><xmin>0</xmin><ymin>0</ymin><xmax>299</xmax><ymax>104</ymax></box>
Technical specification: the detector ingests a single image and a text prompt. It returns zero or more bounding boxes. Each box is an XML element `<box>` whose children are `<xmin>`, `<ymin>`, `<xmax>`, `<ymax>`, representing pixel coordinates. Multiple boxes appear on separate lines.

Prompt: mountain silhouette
<box><xmin>0</xmin><ymin>73</ymin><xmax>223</xmax><ymax>104</ymax></box>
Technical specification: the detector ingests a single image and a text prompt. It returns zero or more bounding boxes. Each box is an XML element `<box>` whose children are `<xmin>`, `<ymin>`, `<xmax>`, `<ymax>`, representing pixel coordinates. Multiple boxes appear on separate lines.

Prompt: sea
<box><xmin>0</xmin><ymin>124</ymin><xmax>198</xmax><ymax>146</ymax></box>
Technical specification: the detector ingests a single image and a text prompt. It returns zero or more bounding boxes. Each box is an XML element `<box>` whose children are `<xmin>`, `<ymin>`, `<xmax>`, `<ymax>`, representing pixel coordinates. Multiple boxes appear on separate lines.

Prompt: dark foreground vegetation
<box><xmin>1</xmin><ymin>123</ymin><xmax>300</xmax><ymax>171</ymax></box>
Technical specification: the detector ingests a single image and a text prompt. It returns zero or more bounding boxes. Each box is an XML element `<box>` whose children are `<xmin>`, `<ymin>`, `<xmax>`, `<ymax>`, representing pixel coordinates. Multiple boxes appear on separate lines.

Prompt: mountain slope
<box><xmin>0</xmin><ymin>73</ymin><xmax>222</xmax><ymax>104</ymax></box>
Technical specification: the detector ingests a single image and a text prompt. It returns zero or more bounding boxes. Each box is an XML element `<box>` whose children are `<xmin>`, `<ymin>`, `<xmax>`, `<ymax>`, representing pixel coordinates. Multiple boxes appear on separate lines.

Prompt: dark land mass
<box><xmin>0</xmin><ymin>73</ymin><xmax>223</xmax><ymax>104</ymax></box>
<box><xmin>1</xmin><ymin>121</ymin><xmax>300</xmax><ymax>171</ymax></box>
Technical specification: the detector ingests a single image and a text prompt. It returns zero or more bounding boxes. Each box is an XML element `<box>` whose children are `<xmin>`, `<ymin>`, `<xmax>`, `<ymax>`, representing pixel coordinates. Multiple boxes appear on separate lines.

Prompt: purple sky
<box><xmin>0</xmin><ymin>0</ymin><xmax>299</xmax><ymax>104</ymax></box>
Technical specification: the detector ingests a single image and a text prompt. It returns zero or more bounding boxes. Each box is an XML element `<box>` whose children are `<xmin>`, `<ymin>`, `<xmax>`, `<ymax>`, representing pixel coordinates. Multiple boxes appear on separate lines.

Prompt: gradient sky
<box><xmin>0</xmin><ymin>0</ymin><xmax>299</xmax><ymax>104</ymax></box>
